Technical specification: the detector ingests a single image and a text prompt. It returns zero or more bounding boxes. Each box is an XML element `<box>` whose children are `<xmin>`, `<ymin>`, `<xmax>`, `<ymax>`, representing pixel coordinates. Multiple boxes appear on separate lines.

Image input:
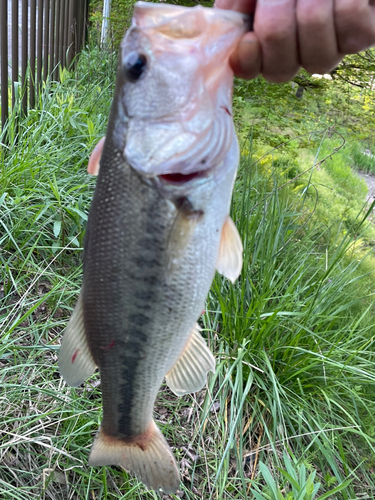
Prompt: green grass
<box><xmin>1</xmin><ymin>50</ymin><xmax>375</xmax><ymax>499</ymax></box>
<box><xmin>349</xmin><ymin>143</ymin><xmax>375</xmax><ymax>174</ymax></box>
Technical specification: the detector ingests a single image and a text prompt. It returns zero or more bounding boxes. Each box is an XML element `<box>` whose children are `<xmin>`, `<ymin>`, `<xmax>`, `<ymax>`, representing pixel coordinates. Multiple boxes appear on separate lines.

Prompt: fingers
<box><xmin>216</xmin><ymin>0</ymin><xmax>300</xmax><ymax>82</ymax></box>
<box><xmin>217</xmin><ymin>0</ymin><xmax>375</xmax><ymax>82</ymax></box>
<box><xmin>215</xmin><ymin>0</ymin><xmax>261</xmax><ymax>79</ymax></box>
<box><xmin>297</xmin><ymin>0</ymin><xmax>341</xmax><ymax>74</ymax></box>
<box><xmin>254</xmin><ymin>0</ymin><xmax>300</xmax><ymax>82</ymax></box>
<box><xmin>229</xmin><ymin>32</ymin><xmax>261</xmax><ymax>80</ymax></box>
<box><xmin>334</xmin><ymin>0</ymin><xmax>375</xmax><ymax>54</ymax></box>
<box><xmin>214</xmin><ymin>0</ymin><xmax>256</xmax><ymax>13</ymax></box>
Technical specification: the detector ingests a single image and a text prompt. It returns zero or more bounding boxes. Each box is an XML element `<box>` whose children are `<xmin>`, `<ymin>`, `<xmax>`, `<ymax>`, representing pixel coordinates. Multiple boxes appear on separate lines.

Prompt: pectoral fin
<box><xmin>216</xmin><ymin>215</ymin><xmax>243</xmax><ymax>283</ymax></box>
<box><xmin>165</xmin><ymin>324</ymin><xmax>215</xmax><ymax>396</ymax></box>
<box><xmin>58</xmin><ymin>292</ymin><xmax>97</xmax><ymax>387</ymax></box>
<box><xmin>87</xmin><ymin>137</ymin><xmax>105</xmax><ymax>175</ymax></box>
<box><xmin>167</xmin><ymin>197</ymin><xmax>203</xmax><ymax>272</ymax></box>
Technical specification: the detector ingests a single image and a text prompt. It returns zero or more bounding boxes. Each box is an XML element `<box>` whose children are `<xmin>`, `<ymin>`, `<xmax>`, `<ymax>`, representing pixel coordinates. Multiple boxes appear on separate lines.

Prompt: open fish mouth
<box><xmin>159</xmin><ymin>170</ymin><xmax>208</xmax><ymax>184</ymax></box>
<box><xmin>156</xmin><ymin>160</ymin><xmax>225</xmax><ymax>188</ymax></box>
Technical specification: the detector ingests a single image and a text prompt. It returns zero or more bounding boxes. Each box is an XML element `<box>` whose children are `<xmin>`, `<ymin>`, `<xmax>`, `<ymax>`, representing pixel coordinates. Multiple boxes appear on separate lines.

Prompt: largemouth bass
<box><xmin>59</xmin><ymin>2</ymin><xmax>247</xmax><ymax>494</ymax></box>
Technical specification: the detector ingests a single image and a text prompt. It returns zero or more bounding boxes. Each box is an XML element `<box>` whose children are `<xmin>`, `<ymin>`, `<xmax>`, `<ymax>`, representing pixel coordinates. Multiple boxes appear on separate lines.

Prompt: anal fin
<box><xmin>166</xmin><ymin>324</ymin><xmax>215</xmax><ymax>396</ymax></box>
<box><xmin>216</xmin><ymin>215</ymin><xmax>243</xmax><ymax>283</ymax></box>
<box><xmin>89</xmin><ymin>420</ymin><xmax>180</xmax><ymax>494</ymax></box>
<box><xmin>58</xmin><ymin>292</ymin><xmax>97</xmax><ymax>387</ymax></box>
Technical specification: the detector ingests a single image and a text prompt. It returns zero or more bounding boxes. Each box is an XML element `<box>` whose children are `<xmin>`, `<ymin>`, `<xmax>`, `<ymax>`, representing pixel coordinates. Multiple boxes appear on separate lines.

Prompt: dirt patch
<box><xmin>357</xmin><ymin>171</ymin><xmax>375</xmax><ymax>204</ymax></box>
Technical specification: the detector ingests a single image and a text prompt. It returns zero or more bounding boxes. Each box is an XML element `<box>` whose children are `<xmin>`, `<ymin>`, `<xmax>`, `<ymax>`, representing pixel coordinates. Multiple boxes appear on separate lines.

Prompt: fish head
<box><xmin>116</xmin><ymin>2</ymin><xmax>248</xmax><ymax>181</ymax></box>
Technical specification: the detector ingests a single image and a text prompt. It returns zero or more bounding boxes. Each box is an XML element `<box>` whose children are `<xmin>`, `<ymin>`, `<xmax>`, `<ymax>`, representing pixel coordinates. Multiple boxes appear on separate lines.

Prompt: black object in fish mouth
<box><xmin>159</xmin><ymin>170</ymin><xmax>206</xmax><ymax>184</ymax></box>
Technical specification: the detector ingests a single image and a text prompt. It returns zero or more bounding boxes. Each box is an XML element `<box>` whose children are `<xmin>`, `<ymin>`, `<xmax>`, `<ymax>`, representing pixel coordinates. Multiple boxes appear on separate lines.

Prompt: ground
<box><xmin>358</xmin><ymin>171</ymin><xmax>375</xmax><ymax>203</ymax></box>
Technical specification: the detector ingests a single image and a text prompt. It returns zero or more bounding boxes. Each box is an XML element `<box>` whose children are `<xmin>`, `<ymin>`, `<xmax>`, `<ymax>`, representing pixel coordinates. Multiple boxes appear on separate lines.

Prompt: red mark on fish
<box><xmin>100</xmin><ymin>340</ymin><xmax>115</xmax><ymax>351</ymax></box>
<box><xmin>221</xmin><ymin>105</ymin><xmax>232</xmax><ymax>116</ymax></box>
<box><xmin>72</xmin><ymin>349</ymin><xmax>79</xmax><ymax>364</ymax></box>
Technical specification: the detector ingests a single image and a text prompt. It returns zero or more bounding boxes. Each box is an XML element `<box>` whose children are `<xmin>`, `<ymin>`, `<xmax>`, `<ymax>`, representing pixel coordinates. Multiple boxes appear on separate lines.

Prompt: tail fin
<box><xmin>88</xmin><ymin>420</ymin><xmax>180</xmax><ymax>494</ymax></box>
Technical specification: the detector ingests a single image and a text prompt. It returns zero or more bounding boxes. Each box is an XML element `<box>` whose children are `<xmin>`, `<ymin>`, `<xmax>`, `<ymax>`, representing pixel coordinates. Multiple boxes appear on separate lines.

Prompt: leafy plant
<box><xmin>250</xmin><ymin>454</ymin><xmax>352</xmax><ymax>500</ymax></box>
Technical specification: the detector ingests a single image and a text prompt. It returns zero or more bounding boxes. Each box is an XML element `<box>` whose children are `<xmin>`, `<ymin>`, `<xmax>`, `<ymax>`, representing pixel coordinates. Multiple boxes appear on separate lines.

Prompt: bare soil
<box><xmin>357</xmin><ymin>171</ymin><xmax>375</xmax><ymax>203</ymax></box>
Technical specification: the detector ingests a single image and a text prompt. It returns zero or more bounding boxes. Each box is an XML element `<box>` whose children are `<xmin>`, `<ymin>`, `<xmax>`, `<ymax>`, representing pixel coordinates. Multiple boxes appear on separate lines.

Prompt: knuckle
<box><xmin>336</xmin><ymin>1</ymin><xmax>365</xmax><ymax>19</ymax></box>
<box><xmin>297</xmin><ymin>6</ymin><xmax>327</xmax><ymax>30</ymax></box>
<box><xmin>239</xmin><ymin>68</ymin><xmax>261</xmax><ymax>80</ymax></box>
<box><xmin>301</xmin><ymin>54</ymin><xmax>341</xmax><ymax>75</ymax></box>
<box><xmin>335</xmin><ymin>2</ymin><xmax>375</xmax><ymax>54</ymax></box>
<box><xmin>340</xmin><ymin>34</ymin><xmax>374</xmax><ymax>54</ymax></box>
<box><xmin>303</xmin><ymin>62</ymin><xmax>335</xmax><ymax>75</ymax></box>
<box><xmin>263</xmin><ymin>68</ymin><xmax>299</xmax><ymax>83</ymax></box>
<box><xmin>255</xmin><ymin>20</ymin><xmax>291</xmax><ymax>46</ymax></box>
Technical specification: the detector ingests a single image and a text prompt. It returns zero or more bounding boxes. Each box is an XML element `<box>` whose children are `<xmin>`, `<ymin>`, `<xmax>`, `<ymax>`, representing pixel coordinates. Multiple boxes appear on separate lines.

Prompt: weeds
<box><xmin>250</xmin><ymin>455</ymin><xmax>353</xmax><ymax>500</ymax></box>
<box><xmin>350</xmin><ymin>143</ymin><xmax>375</xmax><ymax>174</ymax></box>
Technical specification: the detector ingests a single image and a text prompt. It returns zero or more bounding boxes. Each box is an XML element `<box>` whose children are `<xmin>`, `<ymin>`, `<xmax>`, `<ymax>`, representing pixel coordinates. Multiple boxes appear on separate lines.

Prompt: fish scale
<box><xmin>58</xmin><ymin>2</ymin><xmax>247</xmax><ymax>494</ymax></box>
<box><xmin>84</xmin><ymin>144</ymin><xmax>175</xmax><ymax>437</ymax></box>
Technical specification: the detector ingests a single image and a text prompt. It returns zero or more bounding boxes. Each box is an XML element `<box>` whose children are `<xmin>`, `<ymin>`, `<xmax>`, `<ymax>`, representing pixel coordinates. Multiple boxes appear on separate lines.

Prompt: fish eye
<box><xmin>123</xmin><ymin>52</ymin><xmax>147</xmax><ymax>82</ymax></box>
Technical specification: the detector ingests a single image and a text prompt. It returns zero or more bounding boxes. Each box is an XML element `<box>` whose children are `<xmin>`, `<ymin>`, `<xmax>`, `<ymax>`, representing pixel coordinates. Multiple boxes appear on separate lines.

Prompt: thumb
<box><xmin>230</xmin><ymin>32</ymin><xmax>261</xmax><ymax>80</ymax></box>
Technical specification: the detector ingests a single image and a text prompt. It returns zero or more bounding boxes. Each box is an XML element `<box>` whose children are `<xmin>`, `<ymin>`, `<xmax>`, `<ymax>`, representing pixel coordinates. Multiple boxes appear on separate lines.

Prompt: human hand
<box><xmin>215</xmin><ymin>0</ymin><xmax>375</xmax><ymax>82</ymax></box>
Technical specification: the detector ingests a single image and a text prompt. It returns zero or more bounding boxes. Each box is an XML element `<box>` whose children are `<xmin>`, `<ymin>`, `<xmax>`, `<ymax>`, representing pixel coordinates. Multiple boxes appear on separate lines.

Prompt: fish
<box><xmin>59</xmin><ymin>1</ymin><xmax>247</xmax><ymax>494</ymax></box>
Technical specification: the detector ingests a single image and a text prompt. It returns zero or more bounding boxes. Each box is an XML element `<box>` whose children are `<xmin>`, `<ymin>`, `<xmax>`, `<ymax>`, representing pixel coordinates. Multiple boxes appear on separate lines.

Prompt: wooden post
<box><xmin>67</xmin><ymin>0</ymin><xmax>75</xmax><ymax>68</ymax></box>
<box><xmin>21</xmin><ymin>0</ymin><xmax>28</xmax><ymax>114</ymax></box>
<box><xmin>12</xmin><ymin>0</ymin><xmax>19</xmax><ymax>109</ymax></box>
<box><xmin>43</xmin><ymin>0</ymin><xmax>50</xmax><ymax>82</ymax></box>
<box><xmin>37</xmin><ymin>0</ymin><xmax>44</xmax><ymax>96</ymax></box>
<box><xmin>30</xmin><ymin>0</ymin><xmax>36</xmax><ymax>108</ymax></box>
<box><xmin>50</xmin><ymin>0</ymin><xmax>56</xmax><ymax>79</ymax></box>
<box><xmin>1</xmin><ymin>0</ymin><xmax>9</xmax><ymax>131</ymax></box>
